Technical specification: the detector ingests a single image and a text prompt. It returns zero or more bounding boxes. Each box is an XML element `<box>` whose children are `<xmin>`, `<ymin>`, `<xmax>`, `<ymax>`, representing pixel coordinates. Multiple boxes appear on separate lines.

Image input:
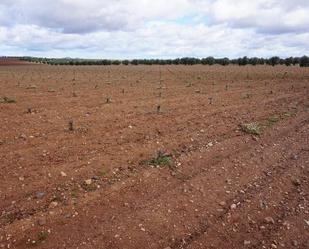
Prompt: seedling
<box><xmin>106</xmin><ymin>97</ymin><xmax>111</xmax><ymax>104</ymax></box>
<box><xmin>208</xmin><ymin>97</ymin><xmax>213</xmax><ymax>105</ymax></box>
<box><xmin>157</xmin><ymin>105</ymin><xmax>161</xmax><ymax>114</ymax></box>
<box><xmin>68</xmin><ymin>121</ymin><xmax>74</xmax><ymax>131</ymax></box>
<box><xmin>1</xmin><ymin>97</ymin><xmax>16</xmax><ymax>103</ymax></box>
<box><xmin>27</xmin><ymin>108</ymin><xmax>32</xmax><ymax>114</ymax></box>
<box><xmin>240</xmin><ymin>123</ymin><xmax>261</xmax><ymax>135</ymax></box>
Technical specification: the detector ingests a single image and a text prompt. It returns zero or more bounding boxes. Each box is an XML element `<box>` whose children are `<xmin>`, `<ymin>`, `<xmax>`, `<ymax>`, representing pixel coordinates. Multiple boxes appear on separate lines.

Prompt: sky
<box><xmin>0</xmin><ymin>0</ymin><xmax>309</xmax><ymax>59</ymax></box>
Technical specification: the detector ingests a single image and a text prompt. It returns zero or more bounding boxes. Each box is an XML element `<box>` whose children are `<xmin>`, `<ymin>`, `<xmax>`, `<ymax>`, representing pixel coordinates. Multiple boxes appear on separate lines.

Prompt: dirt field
<box><xmin>0</xmin><ymin>63</ymin><xmax>308</xmax><ymax>249</ymax></box>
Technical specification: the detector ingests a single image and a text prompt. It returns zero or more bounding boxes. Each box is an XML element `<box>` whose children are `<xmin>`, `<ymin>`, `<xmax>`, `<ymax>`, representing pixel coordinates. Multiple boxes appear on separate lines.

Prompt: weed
<box><xmin>282</xmin><ymin>111</ymin><xmax>296</xmax><ymax>117</ymax></box>
<box><xmin>241</xmin><ymin>122</ymin><xmax>261</xmax><ymax>135</ymax></box>
<box><xmin>241</xmin><ymin>93</ymin><xmax>251</xmax><ymax>99</ymax></box>
<box><xmin>147</xmin><ymin>151</ymin><xmax>172</xmax><ymax>168</ymax></box>
<box><xmin>38</xmin><ymin>231</ymin><xmax>48</xmax><ymax>242</ymax></box>
<box><xmin>81</xmin><ymin>181</ymin><xmax>97</xmax><ymax>192</ymax></box>
<box><xmin>266</xmin><ymin>115</ymin><xmax>280</xmax><ymax>126</ymax></box>
<box><xmin>98</xmin><ymin>168</ymin><xmax>109</xmax><ymax>177</ymax></box>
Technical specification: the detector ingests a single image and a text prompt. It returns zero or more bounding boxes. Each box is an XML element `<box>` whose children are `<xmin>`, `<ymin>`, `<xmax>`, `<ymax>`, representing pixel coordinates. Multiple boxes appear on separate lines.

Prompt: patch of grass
<box><xmin>241</xmin><ymin>93</ymin><xmax>251</xmax><ymax>99</ymax></box>
<box><xmin>266</xmin><ymin>115</ymin><xmax>280</xmax><ymax>126</ymax></box>
<box><xmin>282</xmin><ymin>111</ymin><xmax>297</xmax><ymax>117</ymax></box>
<box><xmin>81</xmin><ymin>182</ymin><xmax>97</xmax><ymax>192</ymax></box>
<box><xmin>240</xmin><ymin>122</ymin><xmax>261</xmax><ymax>135</ymax></box>
<box><xmin>0</xmin><ymin>96</ymin><xmax>16</xmax><ymax>104</ymax></box>
<box><xmin>98</xmin><ymin>168</ymin><xmax>110</xmax><ymax>177</ymax></box>
<box><xmin>147</xmin><ymin>151</ymin><xmax>172</xmax><ymax>168</ymax></box>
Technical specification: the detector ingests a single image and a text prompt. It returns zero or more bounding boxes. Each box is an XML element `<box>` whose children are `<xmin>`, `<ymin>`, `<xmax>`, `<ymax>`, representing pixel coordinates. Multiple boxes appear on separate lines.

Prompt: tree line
<box><xmin>19</xmin><ymin>56</ymin><xmax>309</xmax><ymax>67</ymax></box>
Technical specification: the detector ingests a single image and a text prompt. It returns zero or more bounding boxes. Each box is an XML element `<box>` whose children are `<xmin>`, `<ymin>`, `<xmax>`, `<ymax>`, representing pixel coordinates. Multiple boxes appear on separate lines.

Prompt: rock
<box><xmin>91</xmin><ymin>176</ymin><xmax>99</xmax><ymax>181</ymax></box>
<box><xmin>49</xmin><ymin>201</ymin><xmax>58</xmax><ymax>209</ymax></box>
<box><xmin>271</xmin><ymin>244</ymin><xmax>277</xmax><ymax>249</ymax></box>
<box><xmin>244</xmin><ymin>240</ymin><xmax>251</xmax><ymax>245</ymax></box>
<box><xmin>292</xmin><ymin>179</ymin><xmax>301</xmax><ymax>186</ymax></box>
<box><xmin>292</xmin><ymin>240</ymin><xmax>298</xmax><ymax>247</ymax></box>
<box><xmin>264</xmin><ymin>216</ymin><xmax>275</xmax><ymax>224</ymax></box>
<box><xmin>230</xmin><ymin>204</ymin><xmax>237</xmax><ymax>210</ymax></box>
<box><xmin>60</xmin><ymin>171</ymin><xmax>67</xmax><ymax>177</ymax></box>
<box><xmin>37</xmin><ymin>217</ymin><xmax>46</xmax><ymax>226</ymax></box>
<box><xmin>207</xmin><ymin>142</ymin><xmax>213</xmax><ymax>147</ymax></box>
<box><xmin>219</xmin><ymin>201</ymin><xmax>226</xmax><ymax>206</ymax></box>
<box><xmin>85</xmin><ymin>179</ymin><xmax>92</xmax><ymax>185</ymax></box>
<box><xmin>35</xmin><ymin>192</ymin><xmax>45</xmax><ymax>199</ymax></box>
<box><xmin>164</xmin><ymin>247</ymin><xmax>172</xmax><ymax>249</ymax></box>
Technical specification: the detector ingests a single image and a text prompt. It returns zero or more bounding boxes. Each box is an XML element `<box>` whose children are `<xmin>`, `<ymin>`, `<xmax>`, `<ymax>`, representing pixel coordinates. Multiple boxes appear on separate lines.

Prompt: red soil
<box><xmin>0</xmin><ymin>64</ymin><xmax>308</xmax><ymax>249</ymax></box>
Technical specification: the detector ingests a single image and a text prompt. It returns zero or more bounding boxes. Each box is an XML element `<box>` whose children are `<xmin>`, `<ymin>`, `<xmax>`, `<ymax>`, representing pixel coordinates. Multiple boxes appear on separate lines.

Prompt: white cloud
<box><xmin>0</xmin><ymin>0</ymin><xmax>308</xmax><ymax>58</ymax></box>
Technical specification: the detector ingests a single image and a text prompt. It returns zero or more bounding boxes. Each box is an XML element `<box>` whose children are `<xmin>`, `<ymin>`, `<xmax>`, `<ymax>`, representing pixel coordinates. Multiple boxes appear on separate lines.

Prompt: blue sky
<box><xmin>0</xmin><ymin>0</ymin><xmax>308</xmax><ymax>59</ymax></box>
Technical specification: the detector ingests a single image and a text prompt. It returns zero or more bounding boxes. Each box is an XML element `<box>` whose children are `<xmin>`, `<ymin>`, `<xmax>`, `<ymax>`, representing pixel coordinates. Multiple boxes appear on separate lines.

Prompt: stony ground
<box><xmin>0</xmin><ymin>63</ymin><xmax>308</xmax><ymax>249</ymax></box>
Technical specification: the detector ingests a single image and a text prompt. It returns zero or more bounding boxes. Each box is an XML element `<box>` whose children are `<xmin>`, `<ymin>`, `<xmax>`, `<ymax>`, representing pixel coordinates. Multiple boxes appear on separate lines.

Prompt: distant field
<box><xmin>0</xmin><ymin>62</ymin><xmax>308</xmax><ymax>249</ymax></box>
<box><xmin>0</xmin><ymin>58</ymin><xmax>33</xmax><ymax>66</ymax></box>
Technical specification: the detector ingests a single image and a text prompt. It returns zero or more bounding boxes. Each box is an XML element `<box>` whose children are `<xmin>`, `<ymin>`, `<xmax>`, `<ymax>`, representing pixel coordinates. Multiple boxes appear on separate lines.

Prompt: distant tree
<box><xmin>131</xmin><ymin>59</ymin><xmax>139</xmax><ymax>65</ymax></box>
<box><xmin>292</xmin><ymin>57</ymin><xmax>300</xmax><ymax>65</ymax></box>
<box><xmin>268</xmin><ymin>56</ymin><xmax>280</xmax><ymax>66</ymax></box>
<box><xmin>299</xmin><ymin>56</ymin><xmax>309</xmax><ymax>67</ymax></box>
<box><xmin>201</xmin><ymin>57</ymin><xmax>215</xmax><ymax>65</ymax></box>
<box><xmin>238</xmin><ymin>56</ymin><xmax>248</xmax><ymax>66</ymax></box>
<box><xmin>284</xmin><ymin>57</ymin><xmax>293</xmax><ymax>66</ymax></box>
<box><xmin>122</xmin><ymin>60</ymin><xmax>129</xmax><ymax>65</ymax></box>
<box><xmin>112</xmin><ymin>60</ymin><xmax>121</xmax><ymax>65</ymax></box>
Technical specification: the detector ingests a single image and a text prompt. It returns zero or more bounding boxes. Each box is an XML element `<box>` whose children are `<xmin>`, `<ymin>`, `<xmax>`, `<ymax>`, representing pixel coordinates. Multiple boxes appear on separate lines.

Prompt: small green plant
<box><xmin>241</xmin><ymin>122</ymin><xmax>261</xmax><ymax>135</ymax></box>
<box><xmin>147</xmin><ymin>151</ymin><xmax>172</xmax><ymax>168</ymax></box>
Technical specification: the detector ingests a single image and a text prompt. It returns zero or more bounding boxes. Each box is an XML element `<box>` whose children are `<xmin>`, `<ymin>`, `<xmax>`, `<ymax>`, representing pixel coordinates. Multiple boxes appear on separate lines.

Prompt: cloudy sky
<box><xmin>0</xmin><ymin>0</ymin><xmax>308</xmax><ymax>59</ymax></box>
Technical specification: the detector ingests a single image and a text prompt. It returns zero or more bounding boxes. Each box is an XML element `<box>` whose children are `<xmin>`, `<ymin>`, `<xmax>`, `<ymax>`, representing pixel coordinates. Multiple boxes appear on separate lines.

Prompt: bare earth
<box><xmin>0</xmin><ymin>63</ymin><xmax>308</xmax><ymax>249</ymax></box>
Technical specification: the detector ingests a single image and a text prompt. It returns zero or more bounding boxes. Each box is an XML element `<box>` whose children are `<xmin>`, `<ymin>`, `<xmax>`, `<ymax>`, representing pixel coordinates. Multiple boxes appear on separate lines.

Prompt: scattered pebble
<box><xmin>264</xmin><ymin>216</ymin><xmax>275</xmax><ymax>224</ymax></box>
<box><xmin>230</xmin><ymin>204</ymin><xmax>237</xmax><ymax>210</ymax></box>
<box><xmin>84</xmin><ymin>179</ymin><xmax>92</xmax><ymax>185</ymax></box>
<box><xmin>60</xmin><ymin>171</ymin><xmax>67</xmax><ymax>177</ymax></box>
<box><xmin>244</xmin><ymin>240</ymin><xmax>251</xmax><ymax>245</ymax></box>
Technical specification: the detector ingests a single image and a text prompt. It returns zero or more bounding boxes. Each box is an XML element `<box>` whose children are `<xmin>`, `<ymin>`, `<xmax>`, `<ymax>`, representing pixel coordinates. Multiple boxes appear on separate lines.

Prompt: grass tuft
<box><xmin>240</xmin><ymin>122</ymin><xmax>261</xmax><ymax>135</ymax></box>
